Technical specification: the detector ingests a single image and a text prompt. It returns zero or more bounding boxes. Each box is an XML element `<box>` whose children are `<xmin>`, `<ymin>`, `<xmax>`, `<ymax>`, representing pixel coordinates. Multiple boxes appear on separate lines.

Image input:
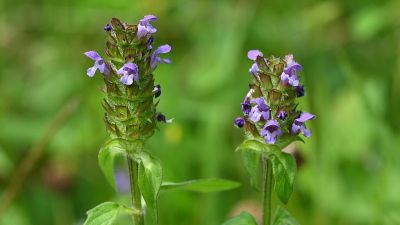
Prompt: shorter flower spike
<box><xmin>261</xmin><ymin>120</ymin><xmax>282</xmax><ymax>144</ymax></box>
<box><xmin>117</xmin><ymin>62</ymin><xmax>139</xmax><ymax>85</ymax></box>
<box><xmin>151</xmin><ymin>44</ymin><xmax>171</xmax><ymax>69</ymax></box>
<box><xmin>234</xmin><ymin>117</ymin><xmax>245</xmax><ymax>128</ymax></box>
<box><xmin>84</xmin><ymin>51</ymin><xmax>110</xmax><ymax>77</ymax></box>
<box><xmin>291</xmin><ymin>112</ymin><xmax>315</xmax><ymax>137</ymax></box>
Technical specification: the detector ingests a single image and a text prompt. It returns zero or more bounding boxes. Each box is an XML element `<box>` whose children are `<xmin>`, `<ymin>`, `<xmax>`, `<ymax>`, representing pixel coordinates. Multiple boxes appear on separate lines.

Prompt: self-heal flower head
<box><xmin>261</xmin><ymin>119</ymin><xmax>282</xmax><ymax>144</ymax></box>
<box><xmin>291</xmin><ymin>112</ymin><xmax>315</xmax><ymax>137</ymax></box>
<box><xmin>84</xmin><ymin>51</ymin><xmax>110</xmax><ymax>77</ymax></box>
<box><xmin>137</xmin><ymin>15</ymin><xmax>157</xmax><ymax>38</ymax></box>
<box><xmin>247</xmin><ymin>50</ymin><xmax>263</xmax><ymax>75</ymax></box>
<box><xmin>280</xmin><ymin>54</ymin><xmax>302</xmax><ymax>87</ymax></box>
<box><xmin>117</xmin><ymin>62</ymin><xmax>139</xmax><ymax>85</ymax></box>
<box><xmin>234</xmin><ymin>117</ymin><xmax>245</xmax><ymax>128</ymax></box>
<box><xmin>248</xmin><ymin>98</ymin><xmax>270</xmax><ymax>123</ymax></box>
<box><xmin>150</xmin><ymin>44</ymin><xmax>171</xmax><ymax>69</ymax></box>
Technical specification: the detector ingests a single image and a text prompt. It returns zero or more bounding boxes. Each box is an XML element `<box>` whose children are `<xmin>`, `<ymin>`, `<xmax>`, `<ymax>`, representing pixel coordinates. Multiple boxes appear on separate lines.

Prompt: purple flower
<box><xmin>241</xmin><ymin>97</ymin><xmax>251</xmax><ymax>115</ymax></box>
<box><xmin>291</xmin><ymin>112</ymin><xmax>315</xmax><ymax>137</ymax></box>
<box><xmin>247</xmin><ymin>50</ymin><xmax>263</xmax><ymax>75</ymax></box>
<box><xmin>234</xmin><ymin>117</ymin><xmax>245</xmax><ymax>128</ymax></box>
<box><xmin>277</xmin><ymin>111</ymin><xmax>287</xmax><ymax>121</ymax></box>
<box><xmin>84</xmin><ymin>51</ymin><xmax>110</xmax><ymax>77</ymax></box>
<box><xmin>153</xmin><ymin>84</ymin><xmax>161</xmax><ymax>98</ymax></box>
<box><xmin>151</xmin><ymin>44</ymin><xmax>171</xmax><ymax>69</ymax></box>
<box><xmin>157</xmin><ymin>112</ymin><xmax>173</xmax><ymax>123</ymax></box>
<box><xmin>117</xmin><ymin>62</ymin><xmax>139</xmax><ymax>85</ymax></box>
<box><xmin>248</xmin><ymin>98</ymin><xmax>269</xmax><ymax>123</ymax></box>
<box><xmin>137</xmin><ymin>15</ymin><xmax>157</xmax><ymax>38</ymax></box>
<box><xmin>104</xmin><ymin>24</ymin><xmax>112</xmax><ymax>31</ymax></box>
<box><xmin>280</xmin><ymin>54</ymin><xmax>302</xmax><ymax>87</ymax></box>
<box><xmin>261</xmin><ymin>120</ymin><xmax>282</xmax><ymax>144</ymax></box>
<box><xmin>147</xmin><ymin>37</ymin><xmax>154</xmax><ymax>50</ymax></box>
<box><xmin>296</xmin><ymin>85</ymin><xmax>304</xmax><ymax>97</ymax></box>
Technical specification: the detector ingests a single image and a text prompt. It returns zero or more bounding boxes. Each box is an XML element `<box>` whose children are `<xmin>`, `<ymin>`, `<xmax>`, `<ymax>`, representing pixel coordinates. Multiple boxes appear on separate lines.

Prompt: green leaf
<box><xmin>98</xmin><ymin>139</ymin><xmax>126</xmax><ymax>190</ymax></box>
<box><xmin>161</xmin><ymin>178</ymin><xmax>240</xmax><ymax>192</ymax></box>
<box><xmin>241</xmin><ymin>148</ymin><xmax>262</xmax><ymax>190</ymax></box>
<box><xmin>270</xmin><ymin>152</ymin><xmax>297</xmax><ymax>204</ymax></box>
<box><xmin>222</xmin><ymin>212</ymin><xmax>258</xmax><ymax>225</ymax></box>
<box><xmin>84</xmin><ymin>202</ymin><xmax>139</xmax><ymax>225</ymax></box>
<box><xmin>138</xmin><ymin>151</ymin><xmax>163</xmax><ymax>221</ymax></box>
<box><xmin>272</xmin><ymin>206</ymin><xmax>299</xmax><ymax>225</ymax></box>
<box><xmin>274</xmin><ymin>135</ymin><xmax>304</xmax><ymax>150</ymax></box>
<box><xmin>235</xmin><ymin>139</ymin><xmax>280</xmax><ymax>155</ymax></box>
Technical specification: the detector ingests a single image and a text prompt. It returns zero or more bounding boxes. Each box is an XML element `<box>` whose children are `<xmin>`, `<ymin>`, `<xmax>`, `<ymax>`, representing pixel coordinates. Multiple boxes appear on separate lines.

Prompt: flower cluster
<box><xmin>84</xmin><ymin>15</ymin><xmax>172</xmax><ymax>142</ymax></box>
<box><xmin>234</xmin><ymin>50</ymin><xmax>315</xmax><ymax>144</ymax></box>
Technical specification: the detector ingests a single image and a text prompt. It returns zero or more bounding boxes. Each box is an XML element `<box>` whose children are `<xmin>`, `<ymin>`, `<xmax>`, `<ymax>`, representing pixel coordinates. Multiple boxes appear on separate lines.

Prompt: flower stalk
<box><xmin>262</xmin><ymin>157</ymin><xmax>272</xmax><ymax>225</ymax></box>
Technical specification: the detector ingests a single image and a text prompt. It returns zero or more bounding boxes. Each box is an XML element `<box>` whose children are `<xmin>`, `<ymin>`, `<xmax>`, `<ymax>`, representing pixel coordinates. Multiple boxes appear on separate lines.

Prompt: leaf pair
<box><xmin>84</xmin><ymin>202</ymin><xmax>140</xmax><ymax>225</ymax></box>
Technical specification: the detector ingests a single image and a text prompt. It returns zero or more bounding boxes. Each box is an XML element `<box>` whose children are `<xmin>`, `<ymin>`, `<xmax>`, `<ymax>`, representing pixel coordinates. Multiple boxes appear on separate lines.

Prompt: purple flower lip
<box><xmin>234</xmin><ymin>117</ymin><xmax>245</xmax><ymax>128</ymax></box>
<box><xmin>153</xmin><ymin>85</ymin><xmax>161</xmax><ymax>98</ymax></box>
<box><xmin>137</xmin><ymin>15</ymin><xmax>157</xmax><ymax>38</ymax></box>
<box><xmin>247</xmin><ymin>50</ymin><xmax>263</xmax><ymax>75</ymax></box>
<box><xmin>291</xmin><ymin>112</ymin><xmax>315</xmax><ymax>137</ymax></box>
<box><xmin>104</xmin><ymin>24</ymin><xmax>112</xmax><ymax>31</ymax></box>
<box><xmin>117</xmin><ymin>62</ymin><xmax>139</xmax><ymax>85</ymax></box>
<box><xmin>251</xmin><ymin>98</ymin><xmax>269</xmax><ymax>111</ymax></box>
<box><xmin>277</xmin><ymin>111</ymin><xmax>287</xmax><ymax>121</ymax></box>
<box><xmin>261</xmin><ymin>119</ymin><xmax>282</xmax><ymax>144</ymax></box>
<box><xmin>84</xmin><ymin>51</ymin><xmax>110</xmax><ymax>77</ymax></box>
<box><xmin>248</xmin><ymin>98</ymin><xmax>270</xmax><ymax>123</ymax></box>
<box><xmin>151</xmin><ymin>44</ymin><xmax>171</xmax><ymax>69</ymax></box>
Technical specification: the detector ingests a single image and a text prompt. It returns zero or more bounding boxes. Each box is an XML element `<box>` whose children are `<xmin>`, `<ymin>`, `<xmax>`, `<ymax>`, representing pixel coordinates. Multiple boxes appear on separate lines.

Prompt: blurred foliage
<box><xmin>1</xmin><ymin>0</ymin><xmax>400</xmax><ymax>224</ymax></box>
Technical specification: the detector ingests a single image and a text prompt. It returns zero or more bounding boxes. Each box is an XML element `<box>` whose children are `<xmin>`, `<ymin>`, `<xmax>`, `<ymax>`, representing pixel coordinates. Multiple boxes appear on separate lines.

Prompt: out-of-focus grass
<box><xmin>0</xmin><ymin>0</ymin><xmax>400</xmax><ymax>224</ymax></box>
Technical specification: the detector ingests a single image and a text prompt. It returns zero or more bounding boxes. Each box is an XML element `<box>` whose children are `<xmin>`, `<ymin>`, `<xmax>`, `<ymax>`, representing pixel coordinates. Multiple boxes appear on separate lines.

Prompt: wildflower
<box><xmin>241</xmin><ymin>97</ymin><xmax>252</xmax><ymax>115</ymax></box>
<box><xmin>280</xmin><ymin>54</ymin><xmax>302</xmax><ymax>87</ymax></box>
<box><xmin>291</xmin><ymin>112</ymin><xmax>315</xmax><ymax>137</ymax></box>
<box><xmin>234</xmin><ymin>117</ymin><xmax>245</xmax><ymax>128</ymax></box>
<box><xmin>248</xmin><ymin>98</ymin><xmax>269</xmax><ymax>123</ymax></box>
<box><xmin>153</xmin><ymin>85</ymin><xmax>161</xmax><ymax>98</ymax></box>
<box><xmin>104</xmin><ymin>24</ymin><xmax>112</xmax><ymax>31</ymax></box>
<box><xmin>157</xmin><ymin>113</ymin><xmax>173</xmax><ymax>123</ymax></box>
<box><xmin>84</xmin><ymin>51</ymin><xmax>110</xmax><ymax>77</ymax></box>
<box><xmin>277</xmin><ymin>111</ymin><xmax>287</xmax><ymax>121</ymax></box>
<box><xmin>247</xmin><ymin>50</ymin><xmax>263</xmax><ymax>75</ymax></box>
<box><xmin>137</xmin><ymin>15</ymin><xmax>157</xmax><ymax>38</ymax></box>
<box><xmin>117</xmin><ymin>62</ymin><xmax>139</xmax><ymax>85</ymax></box>
<box><xmin>261</xmin><ymin>120</ymin><xmax>282</xmax><ymax>144</ymax></box>
<box><xmin>150</xmin><ymin>45</ymin><xmax>171</xmax><ymax>69</ymax></box>
<box><xmin>296</xmin><ymin>85</ymin><xmax>304</xmax><ymax>97</ymax></box>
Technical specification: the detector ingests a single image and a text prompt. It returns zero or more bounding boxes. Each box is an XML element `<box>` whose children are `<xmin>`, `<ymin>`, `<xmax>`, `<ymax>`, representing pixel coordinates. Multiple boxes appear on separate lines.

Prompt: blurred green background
<box><xmin>1</xmin><ymin>0</ymin><xmax>400</xmax><ymax>224</ymax></box>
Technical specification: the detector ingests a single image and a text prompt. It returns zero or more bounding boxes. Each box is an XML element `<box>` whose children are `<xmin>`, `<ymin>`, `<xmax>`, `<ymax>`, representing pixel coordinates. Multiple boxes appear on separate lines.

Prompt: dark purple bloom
<box><xmin>104</xmin><ymin>24</ymin><xmax>112</xmax><ymax>31</ymax></box>
<box><xmin>153</xmin><ymin>84</ymin><xmax>161</xmax><ymax>98</ymax></box>
<box><xmin>84</xmin><ymin>51</ymin><xmax>110</xmax><ymax>77</ymax></box>
<box><xmin>291</xmin><ymin>112</ymin><xmax>315</xmax><ymax>137</ymax></box>
<box><xmin>151</xmin><ymin>44</ymin><xmax>171</xmax><ymax>69</ymax></box>
<box><xmin>157</xmin><ymin>112</ymin><xmax>173</xmax><ymax>123</ymax></box>
<box><xmin>277</xmin><ymin>111</ymin><xmax>287</xmax><ymax>121</ymax></box>
<box><xmin>261</xmin><ymin>120</ymin><xmax>282</xmax><ymax>144</ymax></box>
<box><xmin>296</xmin><ymin>85</ymin><xmax>304</xmax><ymax>97</ymax></box>
<box><xmin>137</xmin><ymin>15</ymin><xmax>157</xmax><ymax>38</ymax></box>
<box><xmin>234</xmin><ymin>117</ymin><xmax>245</xmax><ymax>128</ymax></box>
<box><xmin>147</xmin><ymin>37</ymin><xmax>154</xmax><ymax>50</ymax></box>
<box><xmin>280</xmin><ymin>54</ymin><xmax>302</xmax><ymax>87</ymax></box>
<box><xmin>249</xmin><ymin>98</ymin><xmax>269</xmax><ymax>123</ymax></box>
<box><xmin>241</xmin><ymin>97</ymin><xmax>252</xmax><ymax>115</ymax></box>
<box><xmin>247</xmin><ymin>50</ymin><xmax>263</xmax><ymax>75</ymax></box>
<box><xmin>117</xmin><ymin>62</ymin><xmax>139</xmax><ymax>85</ymax></box>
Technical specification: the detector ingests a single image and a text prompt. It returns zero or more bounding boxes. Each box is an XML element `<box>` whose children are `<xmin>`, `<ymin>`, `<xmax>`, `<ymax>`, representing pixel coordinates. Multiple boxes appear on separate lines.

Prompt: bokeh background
<box><xmin>1</xmin><ymin>0</ymin><xmax>400</xmax><ymax>224</ymax></box>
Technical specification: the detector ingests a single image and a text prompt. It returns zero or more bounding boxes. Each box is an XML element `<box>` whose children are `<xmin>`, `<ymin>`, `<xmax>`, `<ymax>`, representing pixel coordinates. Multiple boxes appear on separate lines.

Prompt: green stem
<box><xmin>127</xmin><ymin>155</ymin><xmax>144</xmax><ymax>225</ymax></box>
<box><xmin>262</xmin><ymin>156</ymin><xmax>273</xmax><ymax>225</ymax></box>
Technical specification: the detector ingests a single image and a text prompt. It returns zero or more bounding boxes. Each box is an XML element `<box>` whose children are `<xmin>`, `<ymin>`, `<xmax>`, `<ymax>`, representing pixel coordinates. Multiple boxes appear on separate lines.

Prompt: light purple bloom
<box><xmin>117</xmin><ymin>62</ymin><xmax>139</xmax><ymax>85</ymax></box>
<box><xmin>247</xmin><ymin>50</ymin><xmax>263</xmax><ymax>75</ymax></box>
<box><xmin>280</xmin><ymin>54</ymin><xmax>302</xmax><ymax>87</ymax></box>
<box><xmin>291</xmin><ymin>112</ymin><xmax>315</xmax><ymax>137</ymax></box>
<box><xmin>137</xmin><ymin>15</ymin><xmax>157</xmax><ymax>38</ymax></box>
<box><xmin>234</xmin><ymin>117</ymin><xmax>245</xmax><ymax>128</ymax></box>
<box><xmin>261</xmin><ymin>120</ymin><xmax>282</xmax><ymax>144</ymax></box>
<box><xmin>84</xmin><ymin>51</ymin><xmax>110</xmax><ymax>77</ymax></box>
<box><xmin>150</xmin><ymin>44</ymin><xmax>171</xmax><ymax>69</ymax></box>
<box><xmin>277</xmin><ymin>111</ymin><xmax>287</xmax><ymax>121</ymax></box>
<box><xmin>249</xmin><ymin>98</ymin><xmax>269</xmax><ymax>123</ymax></box>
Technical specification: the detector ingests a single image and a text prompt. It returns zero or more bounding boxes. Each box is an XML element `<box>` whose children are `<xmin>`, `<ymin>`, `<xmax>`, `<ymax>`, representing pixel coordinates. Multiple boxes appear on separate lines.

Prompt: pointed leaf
<box><xmin>138</xmin><ymin>151</ymin><xmax>163</xmax><ymax>221</ymax></box>
<box><xmin>270</xmin><ymin>152</ymin><xmax>297</xmax><ymax>204</ymax></box>
<box><xmin>84</xmin><ymin>202</ymin><xmax>139</xmax><ymax>225</ymax></box>
<box><xmin>161</xmin><ymin>178</ymin><xmax>240</xmax><ymax>192</ymax></box>
<box><xmin>272</xmin><ymin>206</ymin><xmax>299</xmax><ymax>225</ymax></box>
<box><xmin>274</xmin><ymin>135</ymin><xmax>304</xmax><ymax>150</ymax></box>
<box><xmin>222</xmin><ymin>212</ymin><xmax>258</xmax><ymax>225</ymax></box>
<box><xmin>236</xmin><ymin>139</ymin><xmax>279</xmax><ymax>155</ymax></box>
<box><xmin>241</xmin><ymin>148</ymin><xmax>262</xmax><ymax>190</ymax></box>
<box><xmin>98</xmin><ymin>139</ymin><xmax>126</xmax><ymax>190</ymax></box>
